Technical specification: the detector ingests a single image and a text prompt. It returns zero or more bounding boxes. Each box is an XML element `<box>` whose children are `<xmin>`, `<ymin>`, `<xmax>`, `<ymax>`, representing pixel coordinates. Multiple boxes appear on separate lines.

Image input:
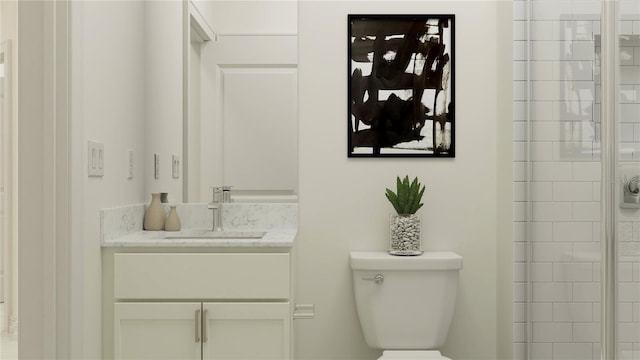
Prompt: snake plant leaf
<box><xmin>385</xmin><ymin>175</ymin><xmax>425</xmax><ymax>215</ymax></box>
<box><xmin>385</xmin><ymin>189</ymin><xmax>401</xmax><ymax>214</ymax></box>
<box><xmin>410</xmin><ymin>185</ymin><xmax>426</xmax><ymax>213</ymax></box>
<box><xmin>410</xmin><ymin>177</ymin><xmax>418</xmax><ymax>194</ymax></box>
<box><xmin>397</xmin><ymin>177</ymin><xmax>407</xmax><ymax>212</ymax></box>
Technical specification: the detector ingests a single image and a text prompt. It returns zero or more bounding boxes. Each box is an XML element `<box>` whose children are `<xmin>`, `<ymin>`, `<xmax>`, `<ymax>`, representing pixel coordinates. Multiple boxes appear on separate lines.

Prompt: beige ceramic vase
<box><xmin>143</xmin><ymin>193</ymin><xmax>165</xmax><ymax>230</ymax></box>
<box><xmin>165</xmin><ymin>205</ymin><xmax>181</xmax><ymax>231</ymax></box>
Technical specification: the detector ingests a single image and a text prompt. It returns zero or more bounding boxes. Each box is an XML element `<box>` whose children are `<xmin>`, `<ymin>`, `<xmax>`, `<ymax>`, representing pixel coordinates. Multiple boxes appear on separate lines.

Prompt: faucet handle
<box><xmin>221</xmin><ymin>186</ymin><xmax>232</xmax><ymax>203</ymax></box>
<box><xmin>210</xmin><ymin>186</ymin><xmax>222</xmax><ymax>203</ymax></box>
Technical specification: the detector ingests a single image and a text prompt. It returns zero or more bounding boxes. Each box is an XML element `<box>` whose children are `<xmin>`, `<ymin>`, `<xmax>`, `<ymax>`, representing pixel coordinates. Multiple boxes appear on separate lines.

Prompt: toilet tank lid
<box><xmin>350</xmin><ymin>251</ymin><xmax>463</xmax><ymax>270</ymax></box>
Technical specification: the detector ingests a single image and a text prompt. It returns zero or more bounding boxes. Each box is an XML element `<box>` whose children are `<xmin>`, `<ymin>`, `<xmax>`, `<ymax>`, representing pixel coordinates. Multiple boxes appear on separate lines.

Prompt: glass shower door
<box><xmin>513</xmin><ymin>1</ymin><xmax>604</xmax><ymax>359</ymax></box>
<box><xmin>514</xmin><ymin>0</ymin><xmax>640</xmax><ymax>359</ymax></box>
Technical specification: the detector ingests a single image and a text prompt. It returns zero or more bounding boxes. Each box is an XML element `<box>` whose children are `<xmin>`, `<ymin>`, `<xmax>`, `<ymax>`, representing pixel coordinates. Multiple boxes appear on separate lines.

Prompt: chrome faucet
<box><xmin>208</xmin><ymin>187</ymin><xmax>223</xmax><ymax>232</ymax></box>
<box><xmin>208</xmin><ymin>186</ymin><xmax>232</xmax><ymax>231</ymax></box>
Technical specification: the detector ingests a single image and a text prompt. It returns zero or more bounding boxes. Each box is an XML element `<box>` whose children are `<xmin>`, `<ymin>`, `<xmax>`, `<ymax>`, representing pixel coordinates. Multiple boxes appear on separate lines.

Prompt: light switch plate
<box><xmin>154</xmin><ymin>153</ymin><xmax>160</xmax><ymax>179</ymax></box>
<box><xmin>88</xmin><ymin>140</ymin><xmax>104</xmax><ymax>177</ymax></box>
<box><xmin>172</xmin><ymin>155</ymin><xmax>180</xmax><ymax>179</ymax></box>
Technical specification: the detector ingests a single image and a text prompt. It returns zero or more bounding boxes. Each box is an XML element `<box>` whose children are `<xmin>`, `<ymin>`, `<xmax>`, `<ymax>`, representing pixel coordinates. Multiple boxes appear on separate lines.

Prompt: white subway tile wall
<box><xmin>513</xmin><ymin>2</ymin><xmax>640</xmax><ymax>359</ymax></box>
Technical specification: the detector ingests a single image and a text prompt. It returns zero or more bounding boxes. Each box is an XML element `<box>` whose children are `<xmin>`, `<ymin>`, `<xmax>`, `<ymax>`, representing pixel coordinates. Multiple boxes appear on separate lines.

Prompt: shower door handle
<box><xmin>622</xmin><ymin>175</ymin><xmax>640</xmax><ymax>208</ymax></box>
<box><xmin>626</xmin><ymin>176</ymin><xmax>640</xmax><ymax>195</ymax></box>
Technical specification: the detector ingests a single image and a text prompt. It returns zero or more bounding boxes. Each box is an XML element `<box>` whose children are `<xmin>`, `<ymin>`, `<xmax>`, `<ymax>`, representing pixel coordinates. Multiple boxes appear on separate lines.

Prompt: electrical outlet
<box><xmin>154</xmin><ymin>153</ymin><xmax>159</xmax><ymax>179</ymax></box>
<box><xmin>128</xmin><ymin>150</ymin><xmax>134</xmax><ymax>179</ymax></box>
<box><xmin>293</xmin><ymin>304</ymin><xmax>315</xmax><ymax>319</ymax></box>
<box><xmin>172</xmin><ymin>155</ymin><xmax>180</xmax><ymax>179</ymax></box>
<box><xmin>88</xmin><ymin>140</ymin><xmax>104</xmax><ymax>177</ymax></box>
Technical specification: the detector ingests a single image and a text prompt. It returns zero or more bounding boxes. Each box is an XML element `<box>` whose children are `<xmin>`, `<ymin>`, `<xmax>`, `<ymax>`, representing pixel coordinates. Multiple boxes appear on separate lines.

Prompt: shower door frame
<box><xmin>599</xmin><ymin>1</ymin><xmax>619</xmax><ymax>359</ymax></box>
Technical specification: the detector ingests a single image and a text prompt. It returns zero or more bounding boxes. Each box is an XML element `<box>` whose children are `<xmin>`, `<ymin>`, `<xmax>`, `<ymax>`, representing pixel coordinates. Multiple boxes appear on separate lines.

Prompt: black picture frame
<box><xmin>348</xmin><ymin>14</ymin><xmax>455</xmax><ymax>157</ymax></box>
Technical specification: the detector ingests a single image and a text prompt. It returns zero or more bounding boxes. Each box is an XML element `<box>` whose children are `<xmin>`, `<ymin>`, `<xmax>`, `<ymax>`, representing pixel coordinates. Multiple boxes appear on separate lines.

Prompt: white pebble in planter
<box><xmin>389</xmin><ymin>213</ymin><xmax>422</xmax><ymax>256</ymax></box>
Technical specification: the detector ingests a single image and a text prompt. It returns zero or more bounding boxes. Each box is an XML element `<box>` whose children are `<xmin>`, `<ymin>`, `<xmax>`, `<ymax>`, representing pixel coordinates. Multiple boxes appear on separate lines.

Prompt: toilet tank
<box><xmin>350</xmin><ymin>251</ymin><xmax>463</xmax><ymax>350</ymax></box>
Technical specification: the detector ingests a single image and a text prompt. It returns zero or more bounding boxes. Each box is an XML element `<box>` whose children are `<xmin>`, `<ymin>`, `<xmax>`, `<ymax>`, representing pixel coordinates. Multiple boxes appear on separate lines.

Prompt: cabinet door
<box><xmin>114</xmin><ymin>303</ymin><xmax>202</xmax><ymax>360</ymax></box>
<box><xmin>202</xmin><ymin>302</ymin><xmax>291</xmax><ymax>360</ymax></box>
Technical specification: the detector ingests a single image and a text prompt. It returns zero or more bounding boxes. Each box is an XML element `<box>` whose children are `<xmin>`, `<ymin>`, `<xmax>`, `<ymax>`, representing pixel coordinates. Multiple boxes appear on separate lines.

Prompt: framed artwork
<box><xmin>348</xmin><ymin>14</ymin><xmax>455</xmax><ymax>157</ymax></box>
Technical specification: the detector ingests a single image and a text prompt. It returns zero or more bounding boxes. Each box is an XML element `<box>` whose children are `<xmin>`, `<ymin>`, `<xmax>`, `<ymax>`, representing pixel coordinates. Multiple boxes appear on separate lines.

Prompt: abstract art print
<box><xmin>348</xmin><ymin>15</ymin><xmax>455</xmax><ymax>157</ymax></box>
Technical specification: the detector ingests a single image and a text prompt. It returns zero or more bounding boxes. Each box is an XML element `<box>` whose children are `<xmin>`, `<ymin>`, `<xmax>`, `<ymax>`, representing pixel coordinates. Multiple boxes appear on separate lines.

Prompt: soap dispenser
<box><xmin>165</xmin><ymin>204</ymin><xmax>181</xmax><ymax>231</ymax></box>
<box><xmin>144</xmin><ymin>193</ymin><xmax>165</xmax><ymax>230</ymax></box>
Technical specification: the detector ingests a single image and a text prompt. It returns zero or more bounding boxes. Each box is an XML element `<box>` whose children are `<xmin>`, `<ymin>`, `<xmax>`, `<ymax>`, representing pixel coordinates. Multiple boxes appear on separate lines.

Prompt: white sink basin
<box><xmin>164</xmin><ymin>230</ymin><xmax>266</xmax><ymax>240</ymax></box>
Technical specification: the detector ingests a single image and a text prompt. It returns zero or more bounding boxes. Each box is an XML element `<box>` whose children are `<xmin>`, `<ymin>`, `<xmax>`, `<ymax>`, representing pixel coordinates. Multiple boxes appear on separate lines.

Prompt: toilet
<box><xmin>350</xmin><ymin>251</ymin><xmax>463</xmax><ymax>360</ymax></box>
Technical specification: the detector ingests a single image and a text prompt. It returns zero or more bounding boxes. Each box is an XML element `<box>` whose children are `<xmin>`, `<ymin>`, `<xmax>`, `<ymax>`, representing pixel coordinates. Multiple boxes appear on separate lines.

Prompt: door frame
<box><xmin>0</xmin><ymin>39</ymin><xmax>12</xmax><ymax>334</ymax></box>
<box><xmin>17</xmin><ymin>0</ymin><xmax>73</xmax><ymax>357</ymax></box>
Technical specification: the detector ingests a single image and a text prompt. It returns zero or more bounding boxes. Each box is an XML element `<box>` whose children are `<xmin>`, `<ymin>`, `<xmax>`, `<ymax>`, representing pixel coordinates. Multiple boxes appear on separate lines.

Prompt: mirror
<box><xmin>70</xmin><ymin>1</ymin><xmax>298</xmax><ymax>206</ymax></box>
<box><xmin>183</xmin><ymin>1</ymin><xmax>299</xmax><ymax>203</ymax></box>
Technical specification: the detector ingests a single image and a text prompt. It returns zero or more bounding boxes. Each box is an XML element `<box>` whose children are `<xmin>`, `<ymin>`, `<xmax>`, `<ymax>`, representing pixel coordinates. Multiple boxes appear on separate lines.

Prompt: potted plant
<box><xmin>385</xmin><ymin>175</ymin><xmax>425</xmax><ymax>255</ymax></box>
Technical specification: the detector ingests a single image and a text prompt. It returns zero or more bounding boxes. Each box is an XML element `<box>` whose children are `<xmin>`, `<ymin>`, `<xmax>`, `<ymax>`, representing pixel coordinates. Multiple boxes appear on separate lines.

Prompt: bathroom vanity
<box><xmin>101</xmin><ymin>203</ymin><xmax>297</xmax><ymax>360</ymax></box>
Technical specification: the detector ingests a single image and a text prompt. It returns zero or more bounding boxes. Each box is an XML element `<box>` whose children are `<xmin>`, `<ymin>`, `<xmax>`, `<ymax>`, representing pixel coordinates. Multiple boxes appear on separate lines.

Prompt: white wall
<box><xmin>144</xmin><ymin>1</ymin><xmax>183</xmax><ymax>202</ymax></box>
<box><xmin>71</xmin><ymin>1</ymin><xmax>185</xmax><ymax>355</ymax></box>
<box><xmin>192</xmin><ymin>0</ymin><xmax>296</xmax><ymax>36</ymax></box>
<box><xmin>71</xmin><ymin>1</ymin><xmax>147</xmax><ymax>357</ymax></box>
<box><xmin>297</xmin><ymin>1</ymin><xmax>507</xmax><ymax>359</ymax></box>
<box><xmin>497</xmin><ymin>2</ymin><xmax>514</xmax><ymax>359</ymax></box>
<box><xmin>70</xmin><ymin>1</ymin><xmax>184</xmax><ymax>356</ymax></box>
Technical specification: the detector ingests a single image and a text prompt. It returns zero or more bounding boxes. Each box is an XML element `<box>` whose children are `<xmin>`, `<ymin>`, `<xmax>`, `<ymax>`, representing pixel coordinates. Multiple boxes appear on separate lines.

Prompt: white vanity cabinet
<box><xmin>114</xmin><ymin>302</ymin><xmax>290</xmax><ymax>360</ymax></box>
<box><xmin>114</xmin><ymin>302</ymin><xmax>202</xmax><ymax>359</ymax></box>
<box><xmin>201</xmin><ymin>302</ymin><xmax>290</xmax><ymax>359</ymax></box>
<box><xmin>104</xmin><ymin>251</ymin><xmax>293</xmax><ymax>360</ymax></box>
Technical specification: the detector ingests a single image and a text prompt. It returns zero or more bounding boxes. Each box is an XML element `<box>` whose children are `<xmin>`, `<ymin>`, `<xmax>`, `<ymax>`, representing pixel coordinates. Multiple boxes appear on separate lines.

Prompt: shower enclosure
<box><xmin>514</xmin><ymin>0</ymin><xmax>640</xmax><ymax>359</ymax></box>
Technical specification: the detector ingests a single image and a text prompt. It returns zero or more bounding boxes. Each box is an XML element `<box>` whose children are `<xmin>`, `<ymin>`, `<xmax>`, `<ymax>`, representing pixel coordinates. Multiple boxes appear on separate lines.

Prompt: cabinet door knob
<box><xmin>195</xmin><ymin>309</ymin><xmax>201</xmax><ymax>342</ymax></box>
<box><xmin>202</xmin><ymin>309</ymin><xmax>208</xmax><ymax>343</ymax></box>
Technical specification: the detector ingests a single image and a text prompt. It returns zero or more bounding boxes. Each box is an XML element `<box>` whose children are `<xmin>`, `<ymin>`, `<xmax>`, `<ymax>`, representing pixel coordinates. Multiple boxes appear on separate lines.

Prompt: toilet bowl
<box><xmin>350</xmin><ymin>251</ymin><xmax>463</xmax><ymax>360</ymax></box>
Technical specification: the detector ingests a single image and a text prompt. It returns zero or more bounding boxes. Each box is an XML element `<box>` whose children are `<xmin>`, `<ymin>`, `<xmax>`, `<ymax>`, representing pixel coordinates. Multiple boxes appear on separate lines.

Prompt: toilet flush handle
<box><xmin>362</xmin><ymin>274</ymin><xmax>384</xmax><ymax>284</ymax></box>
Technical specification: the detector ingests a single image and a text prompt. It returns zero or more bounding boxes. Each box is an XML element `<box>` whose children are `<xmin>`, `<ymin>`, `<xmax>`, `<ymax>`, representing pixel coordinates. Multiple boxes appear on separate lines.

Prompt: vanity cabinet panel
<box><xmin>203</xmin><ymin>302</ymin><xmax>290</xmax><ymax>360</ymax></box>
<box><xmin>105</xmin><ymin>251</ymin><xmax>294</xmax><ymax>360</ymax></box>
<box><xmin>114</xmin><ymin>253</ymin><xmax>290</xmax><ymax>299</ymax></box>
<box><xmin>114</xmin><ymin>302</ymin><xmax>202</xmax><ymax>360</ymax></box>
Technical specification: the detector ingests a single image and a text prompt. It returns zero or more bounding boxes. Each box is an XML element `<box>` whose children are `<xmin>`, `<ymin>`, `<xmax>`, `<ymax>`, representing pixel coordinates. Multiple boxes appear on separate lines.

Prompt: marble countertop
<box><xmin>101</xmin><ymin>229</ymin><xmax>296</xmax><ymax>248</ymax></box>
